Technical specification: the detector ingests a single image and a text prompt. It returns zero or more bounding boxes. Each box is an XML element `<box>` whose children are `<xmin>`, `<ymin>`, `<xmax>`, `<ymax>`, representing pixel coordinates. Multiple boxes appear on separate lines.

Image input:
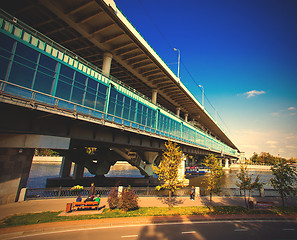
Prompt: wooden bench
<box><xmin>71</xmin><ymin>201</ymin><xmax>99</xmax><ymax>211</ymax></box>
<box><xmin>255</xmin><ymin>201</ymin><xmax>274</xmax><ymax>209</ymax></box>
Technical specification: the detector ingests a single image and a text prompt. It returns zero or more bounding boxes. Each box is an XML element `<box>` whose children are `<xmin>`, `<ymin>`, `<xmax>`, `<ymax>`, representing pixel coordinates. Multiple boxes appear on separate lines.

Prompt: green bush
<box><xmin>107</xmin><ymin>187</ymin><xmax>119</xmax><ymax>209</ymax></box>
<box><xmin>119</xmin><ymin>188</ymin><xmax>139</xmax><ymax>212</ymax></box>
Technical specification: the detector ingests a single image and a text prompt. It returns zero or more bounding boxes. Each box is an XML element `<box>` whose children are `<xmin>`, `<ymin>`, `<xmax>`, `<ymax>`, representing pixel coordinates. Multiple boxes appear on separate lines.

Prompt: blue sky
<box><xmin>115</xmin><ymin>0</ymin><xmax>297</xmax><ymax>159</ymax></box>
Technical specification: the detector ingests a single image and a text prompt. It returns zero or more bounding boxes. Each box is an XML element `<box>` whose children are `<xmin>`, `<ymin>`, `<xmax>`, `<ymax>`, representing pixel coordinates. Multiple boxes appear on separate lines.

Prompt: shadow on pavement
<box><xmin>157</xmin><ymin>196</ymin><xmax>184</xmax><ymax>207</ymax></box>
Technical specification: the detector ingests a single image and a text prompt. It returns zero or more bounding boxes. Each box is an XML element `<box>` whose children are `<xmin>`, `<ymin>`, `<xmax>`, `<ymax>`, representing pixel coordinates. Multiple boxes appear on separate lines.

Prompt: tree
<box><xmin>236</xmin><ymin>164</ymin><xmax>264</xmax><ymax>208</ymax></box>
<box><xmin>202</xmin><ymin>154</ymin><xmax>224</xmax><ymax>205</ymax></box>
<box><xmin>153</xmin><ymin>141</ymin><xmax>185</xmax><ymax>210</ymax></box>
<box><xmin>270</xmin><ymin>161</ymin><xmax>297</xmax><ymax>208</ymax></box>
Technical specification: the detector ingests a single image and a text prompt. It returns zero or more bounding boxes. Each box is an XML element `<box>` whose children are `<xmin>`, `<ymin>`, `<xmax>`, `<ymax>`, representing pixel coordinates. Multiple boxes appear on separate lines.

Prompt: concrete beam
<box><xmin>0</xmin><ymin>134</ymin><xmax>70</xmax><ymax>149</ymax></box>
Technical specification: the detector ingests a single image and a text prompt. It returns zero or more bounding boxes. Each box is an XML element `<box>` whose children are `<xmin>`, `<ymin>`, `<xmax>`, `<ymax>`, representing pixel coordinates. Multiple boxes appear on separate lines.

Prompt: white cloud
<box><xmin>266</xmin><ymin>140</ymin><xmax>278</xmax><ymax>145</ymax></box>
<box><xmin>233</xmin><ymin>129</ymin><xmax>297</xmax><ymax>159</ymax></box>
<box><xmin>288</xmin><ymin>107</ymin><xmax>296</xmax><ymax>111</ymax></box>
<box><xmin>286</xmin><ymin>145</ymin><xmax>297</xmax><ymax>149</ymax></box>
<box><xmin>244</xmin><ymin>90</ymin><xmax>266</xmax><ymax>98</ymax></box>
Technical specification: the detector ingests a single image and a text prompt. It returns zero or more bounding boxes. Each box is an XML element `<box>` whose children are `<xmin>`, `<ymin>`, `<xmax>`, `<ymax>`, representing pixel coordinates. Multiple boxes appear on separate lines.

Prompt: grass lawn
<box><xmin>1</xmin><ymin>206</ymin><xmax>296</xmax><ymax>228</ymax></box>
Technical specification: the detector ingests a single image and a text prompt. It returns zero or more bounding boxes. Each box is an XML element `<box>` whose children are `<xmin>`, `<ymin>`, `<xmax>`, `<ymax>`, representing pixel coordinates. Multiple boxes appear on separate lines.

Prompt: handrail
<box><xmin>0</xmin><ymin>80</ymin><xmax>237</xmax><ymax>156</ymax></box>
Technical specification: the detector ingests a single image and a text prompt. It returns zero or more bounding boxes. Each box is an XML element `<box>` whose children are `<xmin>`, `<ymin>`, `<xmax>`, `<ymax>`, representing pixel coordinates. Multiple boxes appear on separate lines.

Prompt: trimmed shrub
<box><xmin>119</xmin><ymin>188</ymin><xmax>139</xmax><ymax>212</ymax></box>
<box><xmin>107</xmin><ymin>187</ymin><xmax>119</xmax><ymax>209</ymax></box>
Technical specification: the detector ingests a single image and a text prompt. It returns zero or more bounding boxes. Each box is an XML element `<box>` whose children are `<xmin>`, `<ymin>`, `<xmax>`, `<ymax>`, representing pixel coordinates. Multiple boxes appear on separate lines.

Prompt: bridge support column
<box><xmin>152</xmin><ymin>89</ymin><xmax>158</xmax><ymax>104</ymax></box>
<box><xmin>177</xmin><ymin>154</ymin><xmax>189</xmax><ymax>186</ymax></box>
<box><xmin>184</xmin><ymin>113</ymin><xmax>188</xmax><ymax>122</ymax></box>
<box><xmin>0</xmin><ymin>134</ymin><xmax>70</xmax><ymax>204</ymax></box>
<box><xmin>176</xmin><ymin>107</ymin><xmax>181</xmax><ymax>117</ymax></box>
<box><xmin>143</xmin><ymin>151</ymin><xmax>159</xmax><ymax>176</ymax></box>
<box><xmin>0</xmin><ymin>148</ymin><xmax>34</xmax><ymax>204</ymax></box>
<box><xmin>224</xmin><ymin>158</ymin><xmax>229</xmax><ymax>169</ymax></box>
<box><xmin>73</xmin><ymin>163</ymin><xmax>84</xmax><ymax>179</ymax></box>
<box><xmin>59</xmin><ymin>156</ymin><xmax>72</xmax><ymax>178</ymax></box>
<box><xmin>102</xmin><ymin>52</ymin><xmax>113</xmax><ymax>77</ymax></box>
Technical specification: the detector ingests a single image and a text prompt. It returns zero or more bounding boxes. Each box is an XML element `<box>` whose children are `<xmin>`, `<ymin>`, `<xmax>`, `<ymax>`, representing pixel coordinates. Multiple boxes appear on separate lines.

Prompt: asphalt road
<box><xmin>6</xmin><ymin>220</ymin><xmax>297</xmax><ymax>240</ymax></box>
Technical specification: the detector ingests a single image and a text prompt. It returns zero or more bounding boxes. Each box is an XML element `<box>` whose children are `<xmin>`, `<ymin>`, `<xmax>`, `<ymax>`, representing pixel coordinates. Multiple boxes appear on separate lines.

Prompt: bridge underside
<box><xmin>0</xmin><ymin>101</ymin><xmax>235</xmax><ymax>203</ymax></box>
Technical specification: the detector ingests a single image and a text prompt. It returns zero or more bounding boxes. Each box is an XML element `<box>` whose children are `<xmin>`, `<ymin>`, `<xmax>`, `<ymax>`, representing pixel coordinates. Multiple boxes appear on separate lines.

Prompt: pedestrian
<box><xmin>89</xmin><ymin>182</ymin><xmax>95</xmax><ymax>196</ymax></box>
<box><xmin>95</xmin><ymin>194</ymin><xmax>101</xmax><ymax>205</ymax></box>
<box><xmin>190</xmin><ymin>186</ymin><xmax>195</xmax><ymax>200</ymax></box>
<box><xmin>76</xmin><ymin>194</ymin><xmax>82</xmax><ymax>202</ymax></box>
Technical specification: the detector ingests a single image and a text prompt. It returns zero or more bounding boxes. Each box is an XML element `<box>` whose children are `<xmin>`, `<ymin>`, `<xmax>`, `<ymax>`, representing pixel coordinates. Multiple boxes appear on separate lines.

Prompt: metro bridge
<box><xmin>0</xmin><ymin>0</ymin><xmax>239</xmax><ymax>204</ymax></box>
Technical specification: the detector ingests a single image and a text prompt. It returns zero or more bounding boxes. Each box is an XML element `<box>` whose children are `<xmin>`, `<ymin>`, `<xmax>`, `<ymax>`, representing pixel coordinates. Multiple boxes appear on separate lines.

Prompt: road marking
<box><xmin>7</xmin><ymin>220</ymin><xmax>296</xmax><ymax>239</ymax></box>
<box><xmin>121</xmin><ymin>235</ymin><xmax>138</xmax><ymax>238</ymax></box>
<box><xmin>282</xmin><ymin>229</ymin><xmax>295</xmax><ymax>231</ymax></box>
<box><xmin>182</xmin><ymin>231</ymin><xmax>196</xmax><ymax>234</ymax></box>
<box><xmin>234</xmin><ymin>229</ymin><xmax>248</xmax><ymax>232</ymax></box>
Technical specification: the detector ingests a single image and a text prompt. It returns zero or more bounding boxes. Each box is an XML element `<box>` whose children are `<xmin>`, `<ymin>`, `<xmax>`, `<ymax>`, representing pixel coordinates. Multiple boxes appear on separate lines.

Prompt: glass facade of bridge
<box><xmin>0</xmin><ymin>12</ymin><xmax>237</xmax><ymax>157</ymax></box>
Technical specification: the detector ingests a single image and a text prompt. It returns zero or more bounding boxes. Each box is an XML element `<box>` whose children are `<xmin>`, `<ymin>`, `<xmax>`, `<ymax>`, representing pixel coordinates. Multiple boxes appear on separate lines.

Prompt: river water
<box><xmin>27</xmin><ymin>162</ymin><xmax>274</xmax><ymax>189</ymax></box>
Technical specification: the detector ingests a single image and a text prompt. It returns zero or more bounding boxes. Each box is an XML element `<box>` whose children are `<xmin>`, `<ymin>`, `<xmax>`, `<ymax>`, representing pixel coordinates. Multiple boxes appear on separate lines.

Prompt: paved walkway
<box><xmin>0</xmin><ymin>196</ymin><xmax>296</xmax><ymax>239</ymax></box>
<box><xmin>0</xmin><ymin>196</ymin><xmax>296</xmax><ymax>220</ymax></box>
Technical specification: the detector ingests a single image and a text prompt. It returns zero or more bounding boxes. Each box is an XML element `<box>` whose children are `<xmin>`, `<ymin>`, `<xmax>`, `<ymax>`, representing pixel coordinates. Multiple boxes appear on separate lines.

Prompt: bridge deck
<box><xmin>0</xmin><ymin>11</ymin><xmax>237</xmax><ymax>157</ymax></box>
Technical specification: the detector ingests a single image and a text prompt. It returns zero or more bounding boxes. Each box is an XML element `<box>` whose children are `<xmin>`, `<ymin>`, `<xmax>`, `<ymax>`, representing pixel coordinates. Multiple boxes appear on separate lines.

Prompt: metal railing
<box><xmin>0</xmin><ymin>80</ymin><xmax>237</xmax><ymax>157</ymax></box>
<box><xmin>25</xmin><ymin>186</ymin><xmax>281</xmax><ymax>200</ymax></box>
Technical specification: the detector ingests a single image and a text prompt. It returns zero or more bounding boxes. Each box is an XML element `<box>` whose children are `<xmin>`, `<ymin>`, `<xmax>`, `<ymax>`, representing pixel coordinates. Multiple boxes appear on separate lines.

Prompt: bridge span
<box><xmin>0</xmin><ymin>0</ymin><xmax>239</xmax><ymax>204</ymax></box>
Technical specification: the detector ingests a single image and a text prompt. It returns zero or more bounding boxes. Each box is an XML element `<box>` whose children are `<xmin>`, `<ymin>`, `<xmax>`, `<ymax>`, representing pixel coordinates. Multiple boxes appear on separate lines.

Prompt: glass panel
<box><xmin>33</xmin><ymin>71</ymin><xmax>54</xmax><ymax>94</ymax></box>
<box><xmin>84</xmin><ymin>92</ymin><xmax>96</xmax><ymax>109</ymax></box>
<box><xmin>15</xmin><ymin>42</ymin><xmax>38</xmax><ymax>63</ymax></box>
<box><xmin>115</xmin><ymin>93</ymin><xmax>124</xmax><ymax>117</ymax></box>
<box><xmin>60</xmin><ymin>64</ymin><xmax>74</xmax><ymax>79</ymax></box>
<box><xmin>0</xmin><ymin>33</ymin><xmax>15</xmax><ymax>52</ymax></box>
<box><xmin>8</xmin><ymin>62</ymin><xmax>34</xmax><ymax>88</ymax></box>
<box><xmin>4</xmin><ymin>84</ymin><xmax>31</xmax><ymax>98</ymax></box>
<box><xmin>0</xmin><ymin>56</ymin><xmax>10</xmax><ymax>80</ymax></box>
<box><xmin>75</xmin><ymin>71</ymin><xmax>87</xmax><ymax>85</ymax></box>
<box><xmin>107</xmin><ymin>100</ymin><xmax>115</xmax><ymax>115</ymax></box>
<box><xmin>37</xmin><ymin>65</ymin><xmax>56</xmax><ymax>77</ymax></box>
<box><xmin>136</xmin><ymin>103</ymin><xmax>143</xmax><ymax>124</ymax></box>
<box><xmin>96</xmin><ymin>84</ymin><xmax>107</xmax><ymax>112</ymax></box>
<box><xmin>87</xmin><ymin>78</ymin><xmax>98</xmax><ymax>93</ymax></box>
<box><xmin>55</xmin><ymin>81</ymin><xmax>71</xmax><ymax>100</ymax></box>
<box><xmin>35</xmin><ymin>93</ymin><xmax>55</xmax><ymax>105</ymax></box>
<box><xmin>39</xmin><ymin>54</ymin><xmax>57</xmax><ymax>71</ymax></box>
<box><xmin>71</xmin><ymin>87</ymin><xmax>84</xmax><ymax>104</ymax></box>
<box><xmin>58</xmin><ymin>75</ymin><xmax>72</xmax><ymax>85</ymax></box>
<box><xmin>129</xmin><ymin>100</ymin><xmax>136</xmax><ymax>121</ymax></box>
<box><xmin>14</xmin><ymin>55</ymin><xmax>37</xmax><ymax>69</ymax></box>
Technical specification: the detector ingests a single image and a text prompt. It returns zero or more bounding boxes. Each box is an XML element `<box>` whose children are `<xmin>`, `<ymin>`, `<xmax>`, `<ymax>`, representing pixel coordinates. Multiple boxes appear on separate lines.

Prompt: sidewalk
<box><xmin>0</xmin><ymin>196</ymin><xmax>296</xmax><ymax>239</ymax></box>
<box><xmin>0</xmin><ymin>196</ymin><xmax>296</xmax><ymax>220</ymax></box>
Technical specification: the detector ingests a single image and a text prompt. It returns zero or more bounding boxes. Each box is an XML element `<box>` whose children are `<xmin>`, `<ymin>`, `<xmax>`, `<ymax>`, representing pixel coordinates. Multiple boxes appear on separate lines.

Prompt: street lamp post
<box><xmin>173</xmin><ymin>48</ymin><xmax>180</xmax><ymax>79</ymax></box>
<box><xmin>199</xmin><ymin>84</ymin><xmax>204</xmax><ymax>108</ymax></box>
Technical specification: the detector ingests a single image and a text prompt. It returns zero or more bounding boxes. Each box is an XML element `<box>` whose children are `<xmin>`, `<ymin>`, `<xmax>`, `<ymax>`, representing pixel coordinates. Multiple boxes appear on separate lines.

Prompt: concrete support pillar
<box><xmin>0</xmin><ymin>148</ymin><xmax>34</xmax><ymax>204</ymax></box>
<box><xmin>73</xmin><ymin>163</ymin><xmax>84</xmax><ymax>179</ymax></box>
<box><xmin>152</xmin><ymin>89</ymin><xmax>158</xmax><ymax>104</ymax></box>
<box><xmin>177</xmin><ymin>154</ymin><xmax>189</xmax><ymax>186</ymax></box>
<box><xmin>185</xmin><ymin>113</ymin><xmax>188</xmax><ymax>122</ymax></box>
<box><xmin>102</xmin><ymin>52</ymin><xmax>113</xmax><ymax>77</ymax></box>
<box><xmin>176</xmin><ymin>107</ymin><xmax>181</xmax><ymax>117</ymax></box>
<box><xmin>195</xmin><ymin>187</ymin><xmax>200</xmax><ymax>197</ymax></box>
<box><xmin>59</xmin><ymin>156</ymin><xmax>72</xmax><ymax>178</ymax></box>
<box><xmin>225</xmin><ymin>158</ymin><xmax>229</xmax><ymax>168</ymax></box>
